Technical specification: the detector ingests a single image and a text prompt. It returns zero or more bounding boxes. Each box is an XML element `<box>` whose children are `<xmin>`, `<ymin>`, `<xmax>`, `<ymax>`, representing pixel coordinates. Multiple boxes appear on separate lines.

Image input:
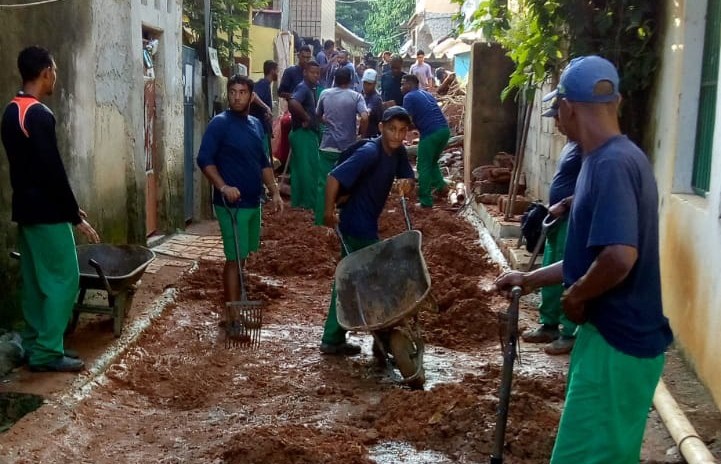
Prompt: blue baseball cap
<box><xmin>542</xmin><ymin>55</ymin><xmax>620</xmax><ymax>103</ymax></box>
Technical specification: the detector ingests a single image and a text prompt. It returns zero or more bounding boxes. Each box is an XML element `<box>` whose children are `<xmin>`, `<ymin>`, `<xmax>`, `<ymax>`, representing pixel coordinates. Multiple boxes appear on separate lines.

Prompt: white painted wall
<box><xmin>649</xmin><ymin>0</ymin><xmax>721</xmax><ymax>408</ymax></box>
<box><xmin>521</xmin><ymin>84</ymin><xmax>568</xmax><ymax>203</ymax></box>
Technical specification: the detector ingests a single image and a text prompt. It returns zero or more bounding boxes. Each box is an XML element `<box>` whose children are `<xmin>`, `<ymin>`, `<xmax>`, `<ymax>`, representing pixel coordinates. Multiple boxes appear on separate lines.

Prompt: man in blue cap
<box><xmin>494</xmin><ymin>56</ymin><xmax>672</xmax><ymax>463</ymax></box>
<box><xmin>521</xmin><ymin>97</ymin><xmax>582</xmax><ymax>355</ymax></box>
<box><xmin>319</xmin><ymin>106</ymin><xmax>415</xmax><ymax>355</ymax></box>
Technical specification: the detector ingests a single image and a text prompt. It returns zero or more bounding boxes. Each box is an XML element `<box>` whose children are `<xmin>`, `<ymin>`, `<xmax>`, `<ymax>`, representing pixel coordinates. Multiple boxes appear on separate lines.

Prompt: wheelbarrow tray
<box><xmin>76</xmin><ymin>244</ymin><xmax>155</xmax><ymax>291</ymax></box>
<box><xmin>335</xmin><ymin>230</ymin><xmax>432</xmax><ymax>331</ymax></box>
<box><xmin>71</xmin><ymin>244</ymin><xmax>155</xmax><ymax>337</ymax></box>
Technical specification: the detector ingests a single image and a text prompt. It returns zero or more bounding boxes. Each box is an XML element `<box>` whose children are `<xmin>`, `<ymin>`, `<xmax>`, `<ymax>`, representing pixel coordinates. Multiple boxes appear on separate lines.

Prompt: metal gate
<box><xmin>182</xmin><ymin>46</ymin><xmax>197</xmax><ymax>222</ymax></box>
<box><xmin>144</xmin><ymin>77</ymin><xmax>158</xmax><ymax>236</ymax></box>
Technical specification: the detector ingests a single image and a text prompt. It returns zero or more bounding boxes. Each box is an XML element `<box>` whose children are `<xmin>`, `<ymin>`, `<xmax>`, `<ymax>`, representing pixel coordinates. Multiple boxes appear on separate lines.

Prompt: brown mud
<box><xmin>0</xmin><ymin>197</ymin><xmax>716</xmax><ymax>463</ymax></box>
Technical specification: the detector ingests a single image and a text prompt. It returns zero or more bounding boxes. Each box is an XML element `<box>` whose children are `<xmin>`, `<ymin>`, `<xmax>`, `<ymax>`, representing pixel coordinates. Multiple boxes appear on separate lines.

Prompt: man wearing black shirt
<box><xmin>1</xmin><ymin>46</ymin><xmax>100</xmax><ymax>373</ymax></box>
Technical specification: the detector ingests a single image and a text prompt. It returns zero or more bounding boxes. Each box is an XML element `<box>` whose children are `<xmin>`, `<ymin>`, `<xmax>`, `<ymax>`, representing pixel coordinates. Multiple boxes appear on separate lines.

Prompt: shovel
<box><xmin>222</xmin><ymin>196</ymin><xmax>263</xmax><ymax>349</ymax></box>
<box><xmin>491</xmin><ymin>285</ymin><xmax>522</xmax><ymax>464</ymax></box>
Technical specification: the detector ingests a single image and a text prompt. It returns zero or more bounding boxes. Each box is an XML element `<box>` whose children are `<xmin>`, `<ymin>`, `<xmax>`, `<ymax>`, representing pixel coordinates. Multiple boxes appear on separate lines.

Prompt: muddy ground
<box><xmin>0</xmin><ymin>197</ymin><xmax>719</xmax><ymax>463</ymax></box>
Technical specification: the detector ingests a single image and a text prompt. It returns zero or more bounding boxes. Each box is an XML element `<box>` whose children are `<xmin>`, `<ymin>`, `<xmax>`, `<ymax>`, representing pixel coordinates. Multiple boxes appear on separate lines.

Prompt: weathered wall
<box><xmin>249</xmin><ymin>25</ymin><xmax>281</xmax><ymax>82</ymax></box>
<box><xmin>647</xmin><ymin>0</ymin><xmax>721</xmax><ymax>409</ymax></box>
<box><xmin>522</xmin><ymin>82</ymin><xmax>567</xmax><ymax>203</ymax></box>
<box><xmin>0</xmin><ymin>0</ymin><xmax>184</xmax><ymax>328</ymax></box>
<box><xmin>463</xmin><ymin>42</ymin><xmax>517</xmax><ymax>188</ymax></box>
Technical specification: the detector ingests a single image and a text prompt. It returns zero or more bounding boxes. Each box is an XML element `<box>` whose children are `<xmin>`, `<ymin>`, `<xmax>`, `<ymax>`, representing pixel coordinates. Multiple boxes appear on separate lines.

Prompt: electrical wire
<box><xmin>0</xmin><ymin>0</ymin><xmax>69</xmax><ymax>8</ymax></box>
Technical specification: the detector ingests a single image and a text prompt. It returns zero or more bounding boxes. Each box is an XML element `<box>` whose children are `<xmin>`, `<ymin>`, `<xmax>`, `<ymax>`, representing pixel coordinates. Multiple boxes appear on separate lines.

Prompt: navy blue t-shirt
<box><xmin>196</xmin><ymin>110</ymin><xmax>270</xmax><ymax>208</ymax></box>
<box><xmin>278</xmin><ymin>65</ymin><xmax>304</xmax><ymax>95</ymax></box>
<box><xmin>563</xmin><ymin>135</ymin><xmax>672</xmax><ymax>357</ymax></box>
<box><xmin>290</xmin><ymin>82</ymin><xmax>320</xmax><ymax>131</ymax></box>
<box><xmin>254</xmin><ymin>77</ymin><xmax>273</xmax><ymax>109</ymax></box>
<box><xmin>402</xmin><ymin>89</ymin><xmax>448</xmax><ymax>137</ymax></box>
<box><xmin>548</xmin><ymin>141</ymin><xmax>582</xmax><ymax>205</ymax></box>
<box><xmin>380</xmin><ymin>71</ymin><xmax>405</xmax><ymax>106</ymax></box>
<box><xmin>331</xmin><ymin>140</ymin><xmax>415</xmax><ymax>239</ymax></box>
<box><xmin>363</xmin><ymin>91</ymin><xmax>384</xmax><ymax>138</ymax></box>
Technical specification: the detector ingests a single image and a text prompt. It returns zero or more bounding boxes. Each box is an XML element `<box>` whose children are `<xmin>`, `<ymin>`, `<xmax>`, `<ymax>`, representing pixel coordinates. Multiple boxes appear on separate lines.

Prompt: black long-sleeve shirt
<box><xmin>1</xmin><ymin>93</ymin><xmax>81</xmax><ymax>225</ymax></box>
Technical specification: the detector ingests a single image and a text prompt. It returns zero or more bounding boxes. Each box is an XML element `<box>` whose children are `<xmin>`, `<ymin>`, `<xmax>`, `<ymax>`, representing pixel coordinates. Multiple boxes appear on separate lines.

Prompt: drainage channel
<box><xmin>0</xmin><ymin>392</ymin><xmax>44</xmax><ymax>433</ymax></box>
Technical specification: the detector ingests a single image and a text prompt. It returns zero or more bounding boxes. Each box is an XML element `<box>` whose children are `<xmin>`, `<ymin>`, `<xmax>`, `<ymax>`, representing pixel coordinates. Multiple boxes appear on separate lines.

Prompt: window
<box><xmin>692</xmin><ymin>0</ymin><xmax>721</xmax><ymax>195</ymax></box>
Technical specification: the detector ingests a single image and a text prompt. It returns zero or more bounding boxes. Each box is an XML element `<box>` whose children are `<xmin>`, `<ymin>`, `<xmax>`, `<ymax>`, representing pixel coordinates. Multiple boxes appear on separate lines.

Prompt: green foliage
<box><xmin>183</xmin><ymin>0</ymin><xmax>269</xmax><ymax>72</ymax></box>
<box><xmin>456</xmin><ymin>0</ymin><xmax>660</xmax><ymax>141</ymax></box>
<box><xmin>336</xmin><ymin>1</ymin><xmax>372</xmax><ymax>39</ymax></box>
<box><xmin>365</xmin><ymin>0</ymin><xmax>415</xmax><ymax>54</ymax></box>
<box><xmin>459</xmin><ymin>1</ymin><xmax>658</xmax><ymax>97</ymax></box>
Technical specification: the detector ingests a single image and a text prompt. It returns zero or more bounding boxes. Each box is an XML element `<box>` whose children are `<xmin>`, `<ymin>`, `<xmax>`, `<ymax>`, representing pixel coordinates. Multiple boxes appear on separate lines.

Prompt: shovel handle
<box><xmin>334</xmin><ymin>226</ymin><xmax>350</xmax><ymax>256</ymax></box>
<box><xmin>400</xmin><ymin>195</ymin><xmax>413</xmax><ymax>231</ymax></box>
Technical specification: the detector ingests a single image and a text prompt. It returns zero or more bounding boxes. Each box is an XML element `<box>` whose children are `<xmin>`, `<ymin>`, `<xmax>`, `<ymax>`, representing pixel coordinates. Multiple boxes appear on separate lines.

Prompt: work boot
<box><xmin>29</xmin><ymin>356</ymin><xmax>85</xmax><ymax>373</ymax></box>
<box><xmin>319</xmin><ymin>342</ymin><xmax>362</xmax><ymax>356</ymax></box>
<box><xmin>521</xmin><ymin>324</ymin><xmax>559</xmax><ymax>344</ymax></box>
<box><xmin>544</xmin><ymin>336</ymin><xmax>575</xmax><ymax>355</ymax></box>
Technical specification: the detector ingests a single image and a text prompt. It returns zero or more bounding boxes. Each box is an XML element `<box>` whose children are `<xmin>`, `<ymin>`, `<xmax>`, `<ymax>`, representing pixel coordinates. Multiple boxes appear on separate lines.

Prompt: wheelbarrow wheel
<box><xmin>389</xmin><ymin>329</ymin><xmax>425</xmax><ymax>389</ymax></box>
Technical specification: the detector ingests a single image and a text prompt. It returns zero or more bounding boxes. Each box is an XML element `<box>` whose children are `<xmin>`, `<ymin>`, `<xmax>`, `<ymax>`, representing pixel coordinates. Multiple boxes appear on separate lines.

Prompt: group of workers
<box><xmin>199</xmin><ymin>41</ymin><xmax>453</xmax><ymax>354</ymax></box>
<box><xmin>3</xmin><ymin>41</ymin><xmax>672</xmax><ymax>464</ymax></box>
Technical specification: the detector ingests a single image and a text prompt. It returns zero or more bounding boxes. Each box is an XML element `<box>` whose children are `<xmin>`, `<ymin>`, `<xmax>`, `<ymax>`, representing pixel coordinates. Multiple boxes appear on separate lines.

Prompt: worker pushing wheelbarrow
<box><xmin>320</xmin><ymin>106</ymin><xmax>433</xmax><ymax>389</ymax></box>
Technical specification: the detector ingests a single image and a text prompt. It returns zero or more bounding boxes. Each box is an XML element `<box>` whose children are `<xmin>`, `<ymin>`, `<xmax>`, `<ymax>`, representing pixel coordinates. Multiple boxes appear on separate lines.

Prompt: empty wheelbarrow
<box><xmin>68</xmin><ymin>244</ymin><xmax>155</xmax><ymax>337</ymax></box>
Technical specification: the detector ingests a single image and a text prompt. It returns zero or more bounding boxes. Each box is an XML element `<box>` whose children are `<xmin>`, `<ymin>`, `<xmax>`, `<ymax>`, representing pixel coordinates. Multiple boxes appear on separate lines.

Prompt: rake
<box><xmin>222</xmin><ymin>197</ymin><xmax>263</xmax><ymax>349</ymax></box>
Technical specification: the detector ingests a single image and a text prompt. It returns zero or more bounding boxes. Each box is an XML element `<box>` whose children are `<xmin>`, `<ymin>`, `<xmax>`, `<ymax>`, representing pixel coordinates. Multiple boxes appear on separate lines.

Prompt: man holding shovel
<box><xmin>2</xmin><ymin>46</ymin><xmax>100</xmax><ymax>372</ymax></box>
<box><xmin>319</xmin><ymin>106</ymin><xmax>415</xmax><ymax>355</ymax></box>
<box><xmin>197</xmin><ymin>75</ymin><xmax>283</xmax><ymax>316</ymax></box>
<box><xmin>521</xmin><ymin>98</ymin><xmax>582</xmax><ymax>355</ymax></box>
<box><xmin>494</xmin><ymin>56</ymin><xmax>672</xmax><ymax>463</ymax></box>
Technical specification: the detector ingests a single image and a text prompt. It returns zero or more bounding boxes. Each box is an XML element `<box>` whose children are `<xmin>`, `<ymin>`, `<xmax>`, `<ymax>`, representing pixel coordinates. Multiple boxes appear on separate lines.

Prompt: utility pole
<box><xmin>280</xmin><ymin>0</ymin><xmax>289</xmax><ymax>32</ymax></box>
<box><xmin>204</xmin><ymin>0</ymin><xmax>213</xmax><ymax>118</ymax></box>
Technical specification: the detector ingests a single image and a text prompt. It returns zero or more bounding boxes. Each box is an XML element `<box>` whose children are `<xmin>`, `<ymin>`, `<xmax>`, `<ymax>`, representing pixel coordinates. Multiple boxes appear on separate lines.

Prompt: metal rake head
<box><xmin>224</xmin><ymin>302</ymin><xmax>263</xmax><ymax>349</ymax></box>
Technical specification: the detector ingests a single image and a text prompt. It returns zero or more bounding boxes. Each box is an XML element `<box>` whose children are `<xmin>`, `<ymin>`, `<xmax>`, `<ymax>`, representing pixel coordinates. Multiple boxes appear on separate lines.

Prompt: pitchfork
<box><xmin>222</xmin><ymin>196</ymin><xmax>263</xmax><ymax>349</ymax></box>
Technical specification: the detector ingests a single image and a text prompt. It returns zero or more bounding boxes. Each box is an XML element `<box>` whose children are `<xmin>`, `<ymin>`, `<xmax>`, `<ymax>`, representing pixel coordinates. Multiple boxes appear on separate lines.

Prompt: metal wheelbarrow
<box><xmin>334</xmin><ymin>200</ymin><xmax>435</xmax><ymax>389</ymax></box>
<box><xmin>68</xmin><ymin>244</ymin><xmax>156</xmax><ymax>337</ymax></box>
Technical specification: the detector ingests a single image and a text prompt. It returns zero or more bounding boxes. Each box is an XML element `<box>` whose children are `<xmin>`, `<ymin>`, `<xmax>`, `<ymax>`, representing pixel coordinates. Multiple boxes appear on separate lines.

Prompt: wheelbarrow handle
<box><xmin>334</xmin><ymin>226</ymin><xmax>350</xmax><ymax>256</ymax></box>
<box><xmin>88</xmin><ymin>258</ymin><xmax>113</xmax><ymax>294</ymax></box>
<box><xmin>400</xmin><ymin>195</ymin><xmax>413</xmax><ymax>231</ymax></box>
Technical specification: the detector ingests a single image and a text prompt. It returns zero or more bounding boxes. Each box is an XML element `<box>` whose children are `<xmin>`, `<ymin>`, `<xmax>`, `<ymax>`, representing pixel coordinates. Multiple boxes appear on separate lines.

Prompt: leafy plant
<box><xmin>365</xmin><ymin>0</ymin><xmax>415</xmax><ymax>54</ymax></box>
<box><xmin>336</xmin><ymin>1</ymin><xmax>372</xmax><ymax>40</ymax></box>
<box><xmin>183</xmin><ymin>0</ymin><xmax>270</xmax><ymax>73</ymax></box>
<box><xmin>455</xmin><ymin>0</ymin><xmax>661</xmax><ymax>141</ymax></box>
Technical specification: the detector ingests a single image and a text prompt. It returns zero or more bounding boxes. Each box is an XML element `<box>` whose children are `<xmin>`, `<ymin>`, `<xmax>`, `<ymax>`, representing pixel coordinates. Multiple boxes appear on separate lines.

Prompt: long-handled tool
<box><xmin>525</xmin><ymin>214</ymin><xmax>559</xmax><ymax>272</ymax></box>
<box><xmin>222</xmin><ymin>196</ymin><xmax>262</xmax><ymax>349</ymax></box>
<box><xmin>491</xmin><ymin>285</ymin><xmax>523</xmax><ymax>464</ymax></box>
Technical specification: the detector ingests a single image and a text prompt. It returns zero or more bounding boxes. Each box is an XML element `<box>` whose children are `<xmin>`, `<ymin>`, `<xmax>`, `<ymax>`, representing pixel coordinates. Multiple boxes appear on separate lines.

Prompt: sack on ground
<box><xmin>520</xmin><ymin>202</ymin><xmax>548</xmax><ymax>253</ymax></box>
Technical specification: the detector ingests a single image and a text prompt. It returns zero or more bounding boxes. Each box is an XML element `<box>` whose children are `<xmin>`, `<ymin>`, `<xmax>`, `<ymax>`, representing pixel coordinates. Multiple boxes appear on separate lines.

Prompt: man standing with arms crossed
<box><xmin>197</xmin><ymin>75</ymin><xmax>283</xmax><ymax>320</ymax></box>
<box><xmin>314</xmin><ymin>67</ymin><xmax>368</xmax><ymax>225</ymax></box>
<box><xmin>2</xmin><ymin>46</ymin><xmax>100</xmax><ymax>372</ymax></box>
<box><xmin>319</xmin><ymin>106</ymin><xmax>415</xmax><ymax>355</ymax></box>
<box><xmin>494</xmin><ymin>56</ymin><xmax>672</xmax><ymax>463</ymax></box>
<box><xmin>401</xmin><ymin>74</ymin><xmax>450</xmax><ymax>208</ymax></box>
<box><xmin>287</xmin><ymin>60</ymin><xmax>323</xmax><ymax>210</ymax></box>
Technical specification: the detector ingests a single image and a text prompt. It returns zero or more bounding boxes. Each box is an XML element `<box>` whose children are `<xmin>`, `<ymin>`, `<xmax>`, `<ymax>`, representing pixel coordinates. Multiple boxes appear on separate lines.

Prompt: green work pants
<box><xmin>417</xmin><ymin>126</ymin><xmax>450</xmax><ymax>207</ymax></box>
<box><xmin>321</xmin><ymin>235</ymin><xmax>379</xmax><ymax>345</ymax></box>
<box><xmin>539</xmin><ymin>218</ymin><xmax>576</xmax><ymax>337</ymax></box>
<box><xmin>18</xmin><ymin>223</ymin><xmax>79</xmax><ymax>366</ymax></box>
<box><xmin>550</xmin><ymin>323</ymin><xmax>664</xmax><ymax>463</ymax></box>
<box><xmin>289</xmin><ymin>128</ymin><xmax>320</xmax><ymax>210</ymax></box>
<box><xmin>314</xmin><ymin>149</ymin><xmax>340</xmax><ymax>225</ymax></box>
<box><xmin>214</xmin><ymin>205</ymin><xmax>262</xmax><ymax>261</ymax></box>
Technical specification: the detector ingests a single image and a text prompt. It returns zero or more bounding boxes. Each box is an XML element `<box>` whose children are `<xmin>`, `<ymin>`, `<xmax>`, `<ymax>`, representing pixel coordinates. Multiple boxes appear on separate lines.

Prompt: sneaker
<box><xmin>521</xmin><ymin>324</ymin><xmax>559</xmax><ymax>344</ymax></box>
<box><xmin>22</xmin><ymin>349</ymin><xmax>80</xmax><ymax>364</ymax></box>
<box><xmin>319</xmin><ymin>342</ymin><xmax>362</xmax><ymax>356</ymax></box>
<box><xmin>544</xmin><ymin>336</ymin><xmax>575</xmax><ymax>355</ymax></box>
<box><xmin>29</xmin><ymin>356</ymin><xmax>85</xmax><ymax>372</ymax></box>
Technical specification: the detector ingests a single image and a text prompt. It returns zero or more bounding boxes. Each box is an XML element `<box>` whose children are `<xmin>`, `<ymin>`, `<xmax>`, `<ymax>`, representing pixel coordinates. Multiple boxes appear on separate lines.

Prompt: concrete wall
<box><xmin>0</xmin><ymin>1</ymin><xmax>93</xmax><ymax>328</ymax></box>
<box><xmin>0</xmin><ymin>0</ymin><xmax>184</xmax><ymax>328</ymax></box>
<box><xmin>522</xmin><ymin>83</ymin><xmax>568</xmax><ymax>203</ymax></box>
<box><xmin>417</xmin><ymin>0</ymin><xmax>458</xmax><ymax>15</ymax></box>
<box><xmin>647</xmin><ymin>0</ymin><xmax>721</xmax><ymax>408</ymax></box>
<box><xmin>463</xmin><ymin>42</ymin><xmax>517</xmax><ymax>187</ymax></box>
<box><xmin>249</xmin><ymin>25</ymin><xmax>281</xmax><ymax>81</ymax></box>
